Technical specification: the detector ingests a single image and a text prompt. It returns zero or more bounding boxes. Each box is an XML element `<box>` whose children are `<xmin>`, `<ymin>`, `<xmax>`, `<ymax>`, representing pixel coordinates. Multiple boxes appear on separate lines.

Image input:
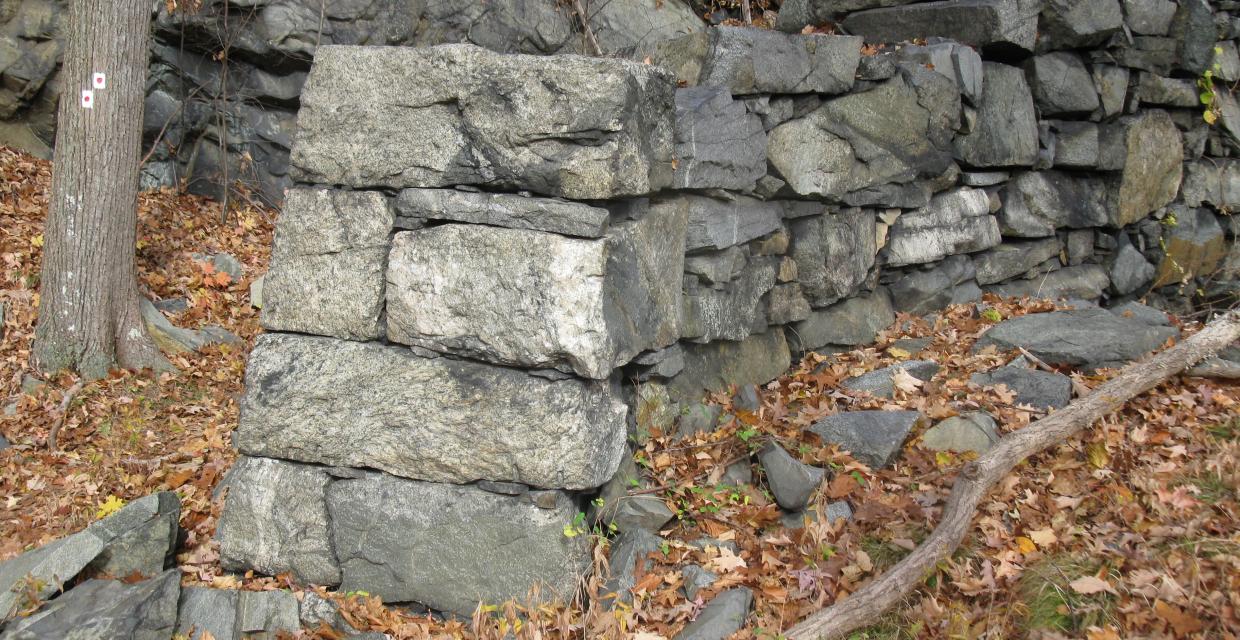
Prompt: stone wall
<box><xmin>10</xmin><ymin>0</ymin><xmax>1239</xmax><ymax>619</ymax></box>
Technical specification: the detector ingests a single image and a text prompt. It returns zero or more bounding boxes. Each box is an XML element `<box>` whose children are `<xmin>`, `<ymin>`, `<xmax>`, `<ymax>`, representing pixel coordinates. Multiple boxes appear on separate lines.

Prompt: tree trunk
<box><xmin>33</xmin><ymin>0</ymin><xmax>168</xmax><ymax>380</ymax></box>
<box><xmin>786</xmin><ymin>310</ymin><xmax>1240</xmax><ymax>640</ymax></box>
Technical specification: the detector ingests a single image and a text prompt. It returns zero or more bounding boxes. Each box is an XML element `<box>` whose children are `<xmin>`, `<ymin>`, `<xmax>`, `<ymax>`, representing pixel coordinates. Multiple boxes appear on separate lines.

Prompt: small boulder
<box><xmin>780</xmin><ymin>501</ymin><xmax>853</xmax><ymax>531</ymax></box>
<box><xmin>175</xmin><ymin>587</ymin><xmax>300</xmax><ymax>640</ymax></box>
<box><xmin>602</xmin><ymin>529</ymin><xmax>663</xmax><ymax>609</ymax></box>
<box><xmin>722</xmin><ymin>459</ymin><xmax>753</xmax><ymax>487</ymax></box>
<box><xmin>678</xmin><ymin>404</ymin><xmax>724</xmax><ymax>439</ymax></box>
<box><xmin>973</xmin><ymin>307</ymin><xmax>1178</xmax><ymax>369</ymax></box>
<box><xmin>599</xmin><ymin>495</ymin><xmax>676</xmax><ymax>535</ymax></box>
<box><xmin>681</xmin><ymin>565</ymin><xmax>718</xmax><ymax>601</ymax></box>
<box><xmin>1</xmin><ymin>570</ymin><xmax>180</xmax><ymax>639</ymax></box>
<box><xmin>971</xmin><ymin>362</ymin><xmax>1072</xmax><ymax>410</ymax></box>
<box><xmin>673</xmin><ymin>588</ymin><xmax>753</xmax><ymax>640</ymax></box>
<box><xmin>757</xmin><ymin>443</ymin><xmax>825</xmax><ymax>512</ymax></box>
<box><xmin>732</xmin><ymin>385</ymin><xmax>760</xmax><ymax>412</ymax></box>
<box><xmin>808</xmin><ymin>411</ymin><xmax>923</xmax><ymax>468</ymax></box>
<box><xmin>842</xmin><ymin>360</ymin><xmax>940</xmax><ymax>398</ymax></box>
<box><xmin>921</xmin><ymin>413</ymin><xmax>1000</xmax><ymax>453</ymax></box>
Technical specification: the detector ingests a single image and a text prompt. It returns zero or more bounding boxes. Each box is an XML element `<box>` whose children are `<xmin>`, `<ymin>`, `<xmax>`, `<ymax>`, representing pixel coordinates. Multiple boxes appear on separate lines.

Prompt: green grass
<box><xmin>1017</xmin><ymin>555</ymin><xmax>1118</xmax><ymax>634</ymax></box>
<box><xmin>1206</xmin><ymin>416</ymin><xmax>1240</xmax><ymax>441</ymax></box>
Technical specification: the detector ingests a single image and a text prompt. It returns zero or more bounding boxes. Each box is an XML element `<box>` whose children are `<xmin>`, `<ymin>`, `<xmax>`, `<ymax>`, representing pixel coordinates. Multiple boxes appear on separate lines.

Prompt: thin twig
<box><xmin>570</xmin><ymin>0</ymin><xmax>603</xmax><ymax>56</ymax></box>
<box><xmin>47</xmin><ymin>381</ymin><xmax>84</xmax><ymax>452</ymax></box>
<box><xmin>1016</xmin><ymin>347</ymin><xmax>1058</xmax><ymax>373</ymax></box>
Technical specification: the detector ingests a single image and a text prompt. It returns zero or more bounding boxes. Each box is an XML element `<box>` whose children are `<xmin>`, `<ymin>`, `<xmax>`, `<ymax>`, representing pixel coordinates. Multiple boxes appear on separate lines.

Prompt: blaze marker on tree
<box><xmin>80</xmin><ymin>89</ymin><xmax>93</xmax><ymax>109</ymax></box>
<box><xmin>92</xmin><ymin>72</ymin><xmax>106</xmax><ymax>89</ymax></box>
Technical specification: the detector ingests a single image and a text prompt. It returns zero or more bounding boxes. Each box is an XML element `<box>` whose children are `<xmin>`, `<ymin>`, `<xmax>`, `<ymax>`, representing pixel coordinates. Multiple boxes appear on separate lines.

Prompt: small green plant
<box><xmin>591</xmin><ymin>497</ymin><xmax>606</xmax><ymax>508</ymax></box>
<box><xmin>981</xmin><ymin>307</ymin><xmax>1002</xmax><ymax>322</ymax></box>
<box><xmin>1207</xmin><ymin>416</ymin><xmax>1239</xmax><ymax>441</ymax></box>
<box><xmin>737</xmin><ymin>426</ymin><xmax>760</xmax><ymax>443</ymax></box>
<box><xmin>1199</xmin><ymin>46</ymin><xmax>1225</xmax><ymax>125</ymax></box>
<box><xmin>659</xmin><ymin>540</ymin><xmax>671</xmax><ymax>556</ymax></box>
<box><xmin>562</xmin><ymin>511</ymin><xmax>589</xmax><ymax>538</ymax></box>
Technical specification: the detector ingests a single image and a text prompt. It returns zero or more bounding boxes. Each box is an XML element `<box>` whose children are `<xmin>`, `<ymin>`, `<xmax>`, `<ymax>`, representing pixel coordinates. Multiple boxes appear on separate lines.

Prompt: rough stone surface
<box><xmin>781</xmin><ymin>501</ymin><xmax>854</xmax><ymax>531</ymax></box>
<box><xmin>885</xmin><ymin>188</ymin><xmax>1001</xmax><ymax>266</ymax></box>
<box><xmin>0</xmin><ymin>571</ymin><xmax>180</xmax><ymax>640</ymax></box>
<box><xmin>888</xmin><ymin>255</ymin><xmax>978</xmax><ymax>316</ymax></box>
<box><xmin>260</xmin><ymin>188</ymin><xmax>392</xmax><ymax>341</ymax></box>
<box><xmin>769</xmin><ymin>75</ymin><xmax>954</xmax><ymax>199</ymax></box>
<box><xmin>1049</xmin><ymin>121</ymin><xmax>1101</xmax><ymax>168</ymax></box>
<box><xmin>657</xmin><ymin>27</ymin><xmax>861</xmax><ymax>95</ymax></box>
<box><xmin>1108</xmin><ymin>235</ymin><xmax>1156</xmax><ymax>295</ymax></box>
<box><xmin>394</xmin><ymin>188</ymin><xmax>610</xmax><ymax>238</ymax></box>
<box><xmin>790</xmin><ymin>289</ymin><xmax>895</xmax><ymax>352</ymax></box>
<box><xmin>673</xmin><ymin>87</ymin><xmax>767</xmax><ymax>192</ymax></box>
<box><xmin>673</xmin><ymin>588</ymin><xmax>753</xmax><ymax>640</ymax></box>
<box><xmin>758</xmin><ymin>443</ymin><xmax>825</xmax><ymax>511</ymax></box>
<box><xmin>971</xmin><ymin>361</ymin><xmax>1073</xmax><ymax>409</ymax></box>
<box><xmin>291</xmin><ymin>45</ymin><xmax>675</xmax><ymax>199</ymax></box>
<box><xmin>842</xmin><ymin>0</ymin><xmax>1039</xmax><ymax>52</ymax></box>
<box><xmin>999</xmin><ymin>171</ymin><xmax>1112</xmax><ymax>237</ymax></box>
<box><xmin>973</xmin><ymin>307</ymin><xmax>1178</xmax><ymax>369</ymax></box>
<box><xmin>327</xmin><ymin>472</ymin><xmax>590</xmax><ymax>616</ymax></box>
<box><xmin>1038</xmin><ymin>0</ymin><xmax>1124</xmax><ymax>49</ymax></box>
<box><xmin>788</xmin><ymin>210</ymin><xmax>877</xmax><ymax>307</ymax></box>
<box><xmin>667</xmin><ymin>329</ymin><xmax>791</xmax><ymax>403</ymax></box>
<box><xmin>1181</xmin><ymin>161</ymin><xmax>1240</xmax><ymax>210</ymax></box>
<box><xmin>973</xmin><ymin>238</ymin><xmax>1063</xmax><ymax>285</ymax></box>
<box><xmin>682</xmin><ymin>565</ymin><xmax>718</xmax><ymax>601</ymax></box>
<box><xmin>1025</xmin><ymin>52</ymin><xmax>1101</xmax><ymax>115</ymax></box>
<box><xmin>673</xmin><ymin>195</ymin><xmax>783</xmax><ymax>251</ymax></box>
<box><xmin>386</xmin><ymin>208</ymin><xmax>686</xmax><ymax>378</ymax></box>
<box><xmin>986</xmin><ymin>264</ymin><xmax>1111</xmax><ymax>301</ymax></box>
<box><xmin>602</xmin><ymin>529</ymin><xmax>663</xmax><ymax>608</ymax></box>
<box><xmin>235</xmin><ymin>334</ymin><xmax>628</xmax><ymax>490</ymax></box>
<box><xmin>1113</xmin><ymin>111</ymin><xmax>1183</xmax><ymax>227</ymax></box>
<box><xmin>809</xmin><ymin>411</ymin><xmax>923</xmax><ymax>468</ymax></box>
<box><xmin>954</xmin><ymin>63</ymin><xmax>1039</xmax><ymax>167</ymax></box>
<box><xmin>175</xmin><ymin>588</ymin><xmax>300</xmax><ymax>640</ymax></box>
<box><xmin>585</xmin><ymin>0</ymin><xmax>704</xmax><ymax>57</ymax></box>
<box><xmin>682</xmin><ymin>258</ymin><xmax>776</xmax><ymax>342</ymax></box>
<box><xmin>1092</xmin><ymin>65</ymin><xmax>1130</xmax><ymax>118</ymax></box>
<box><xmin>842</xmin><ymin>360</ymin><xmax>940</xmax><ymax>398</ymax></box>
<box><xmin>1154</xmin><ymin>207</ymin><xmax>1229</xmax><ymax>287</ymax></box>
<box><xmin>921</xmin><ymin>412</ymin><xmax>1000</xmax><ymax>453</ymax></box>
<box><xmin>216</xmin><ymin>457</ymin><xmax>340</xmax><ymax>586</ymax></box>
<box><xmin>1124</xmin><ymin>0</ymin><xmax>1176</xmax><ymax>35</ymax></box>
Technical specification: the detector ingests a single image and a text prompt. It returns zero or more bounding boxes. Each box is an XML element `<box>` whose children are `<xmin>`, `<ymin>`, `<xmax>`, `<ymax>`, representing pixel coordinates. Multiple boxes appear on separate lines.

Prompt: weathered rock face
<box><xmin>885</xmin><ymin>188</ymin><xmax>1001</xmax><ymax>266</ymax></box>
<box><xmin>327</xmin><ymin>472</ymin><xmax>590</xmax><ymax>616</ymax></box>
<box><xmin>768</xmin><ymin>74</ymin><xmax>954</xmax><ymax>200</ymax></box>
<box><xmin>682</xmin><ymin>258</ymin><xmax>777</xmax><ymax>342</ymax></box>
<box><xmin>584</xmin><ymin>0</ymin><xmax>705</xmax><ymax>56</ymax></box>
<box><xmin>260</xmin><ymin>188</ymin><xmax>393</xmax><ymax>341</ymax></box>
<box><xmin>291</xmin><ymin>45</ymin><xmax>675</xmax><ymax>199</ymax></box>
<box><xmin>394</xmin><ymin>189</ymin><xmax>610</xmax><ymax>238</ymax></box>
<box><xmin>842</xmin><ymin>0</ymin><xmax>1040</xmax><ymax>53</ymax></box>
<box><xmin>234</xmin><ymin>335</ymin><xmax>629</xmax><ymax>490</ymax></box>
<box><xmin>971</xmin><ymin>361</ymin><xmax>1072</xmax><ymax>409</ymax></box>
<box><xmin>788</xmin><ymin>210</ymin><xmax>877</xmax><ymax>307</ymax></box>
<box><xmin>985</xmin><ymin>264</ymin><xmax>1111</xmax><ymax>301</ymax></box>
<box><xmin>1111</xmin><ymin>111</ymin><xmax>1183</xmax><ymax>226</ymax></box>
<box><xmin>387</xmin><ymin>207</ymin><xmax>685</xmax><ymax>379</ymax></box>
<box><xmin>842</xmin><ymin>360</ymin><xmax>940</xmax><ymax>398</ymax></box>
<box><xmin>887</xmin><ymin>254</ymin><xmax>979</xmax><ymax>315</ymax></box>
<box><xmin>1037</xmin><ymin>0</ymin><xmax>1124</xmax><ymax>50</ymax></box>
<box><xmin>673</xmin><ymin>87</ymin><xmax>768</xmax><ymax>192</ymax></box>
<box><xmin>999</xmin><ymin>171</ymin><xmax>1112</xmax><ymax>237</ymax></box>
<box><xmin>1025</xmin><ymin>52</ymin><xmax>1101</xmax><ymax>116</ymax></box>
<box><xmin>1153</xmin><ymin>207</ymin><xmax>1229</xmax><ymax>287</ymax></box>
<box><xmin>656</xmin><ymin>27</ymin><xmax>861</xmax><ymax>95</ymax></box>
<box><xmin>176</xmin><ymin>587</ymin><xmax>300</xmax><ymax>640</ymax></box>
<box><xmin>954</xmin><ymin>62</ymin><xmax>1039</xmax><ymax>167</ymax></box>
<box><xmin>1181</xmin><ymin>161</ymin><xmax>1240</xmax><ymax>210</ymax></box>
<box><xmin>672</xmin><ymin>195</ymin><xmax>783</xmax><ymax>252</ymax></box>
<box><xmin>973</xmin><ymin>238</ymin><xmax>1063</xmax><ymax>284</ymax></box>
<box><xmin>809</xmin><ymin>411</ymin><xmax>924</xmax><ymax>468</ymax></box>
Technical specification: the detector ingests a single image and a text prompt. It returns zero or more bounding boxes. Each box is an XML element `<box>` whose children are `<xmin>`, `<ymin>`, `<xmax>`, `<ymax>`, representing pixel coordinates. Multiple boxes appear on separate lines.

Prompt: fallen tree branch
<box><xmin>47</xmin><ymin>380</ymin><xmax>85</xmax><ymax>452</ymax></box>
<box><xmin>1184</xmin><ymin>355</ymin><xmax>1240</xmax><ymax>379</ymax></box>
<box><xmin>787</xmin><ymin>310</ymin><xmax>1240</xmax><ymax>640</ymax></box>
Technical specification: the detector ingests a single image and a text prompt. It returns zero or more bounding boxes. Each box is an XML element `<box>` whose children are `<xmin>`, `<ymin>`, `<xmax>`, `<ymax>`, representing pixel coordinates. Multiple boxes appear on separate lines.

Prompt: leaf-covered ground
<box><xmin>0</xmin><ymin>145</ymin><xmax>1237</xmax><ymax>639</ymax></box>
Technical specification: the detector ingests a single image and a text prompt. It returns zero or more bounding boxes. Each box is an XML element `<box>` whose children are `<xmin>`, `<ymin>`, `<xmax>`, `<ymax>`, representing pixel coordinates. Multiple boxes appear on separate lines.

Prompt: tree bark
<box><xmin>33</xmin><ymin>0</ymin><xmax>169</xmax><ymax>380</ymax></box>
<box><xmin>787</xmin><ymin>310</ymin><xmax>1240</xmax><ymax>640</ymax></box>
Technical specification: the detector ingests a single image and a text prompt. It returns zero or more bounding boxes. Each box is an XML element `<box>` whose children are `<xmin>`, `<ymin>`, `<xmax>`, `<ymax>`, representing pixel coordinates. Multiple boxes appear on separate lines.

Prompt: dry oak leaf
<box><xmin>1068</xmin><ymin>575</ymin><xmax>1117</xmax><ymax>595</ymax></box>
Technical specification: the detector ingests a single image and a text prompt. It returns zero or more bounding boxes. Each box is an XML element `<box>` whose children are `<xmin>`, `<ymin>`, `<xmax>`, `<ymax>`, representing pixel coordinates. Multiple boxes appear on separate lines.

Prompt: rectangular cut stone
<box><xmin>394</xmin><ymin>188</ymin><xmax>610</xmax><ymax>238</ymax></box>
<box><xmin>885</xmin><ymin>187</ymin><xmax>1001</xmax><ymax>266</ymax></box>
<box><xmin>259</xmin><ymin>188</ymin><xmax>392</xmax><ymax>341</ymax></box>
<box><xmin>666</xmin><ymin>328</ymin><xmax>791</xmax><ymax>402</ymax></box>
<box><xmin>386</xmin><ymin>208</ymin><xmax>686</xmax><ymax>379</ymax></box>
<box><xmin>842</xmin><ymin>0</ymin><xmax>1038</xmax><ymax>52</ymax></box>
<box><xmin>673</xmin><ymin>86</ymin><xmax>767</xmax><ymax>192</ymax></box>
<box><xmin>290</xmin><ymin>44</ymin><xmax>675</xmax><ymax>199</ymax></box>
<box><xmin>235</xmin><ymin>334</ymin><xmax>628</xmax><ymax>490</ymax></box>
<box><xmin>655</xmin><ymin>27</ymin><xmax>861</xmax><ymax>95</ymax></box>
<box><xmin>661</xmin><ymin>194</ymin><xmax>783</xmax><ymax>251</ymax></box>
<box><xmin>328</xmin><ymin>472</ymin><xmax>589</xmax><ymax>616</ymax></box>
<box><xmin>788</xmin><ymin>209</ymin><xmax>877</xmax><ymax>307</ymax></box>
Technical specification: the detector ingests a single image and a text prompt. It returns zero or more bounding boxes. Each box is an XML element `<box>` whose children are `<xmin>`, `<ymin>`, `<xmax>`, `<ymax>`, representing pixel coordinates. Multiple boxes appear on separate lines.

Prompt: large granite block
<box><xmin>655</xmin><ymin>27</ymin><xmax>860</xmax><ymax>95</ymax></box>
<box><xmin>234</xmin><ymin>334</ymin><xmax>629</xmax><ymax>490</ymax></box>
<box><xmin>291</xmin><ymin>44</ymin><xmax>675</xmax><ymax>199</ymax></box>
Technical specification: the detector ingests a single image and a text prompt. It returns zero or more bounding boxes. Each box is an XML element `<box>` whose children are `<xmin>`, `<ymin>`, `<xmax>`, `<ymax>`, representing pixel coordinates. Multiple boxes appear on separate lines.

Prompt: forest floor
<box><xmin>0</xmin><ymin>145</ymin><xmax>1237</xmax><ymax>639</ymax></box>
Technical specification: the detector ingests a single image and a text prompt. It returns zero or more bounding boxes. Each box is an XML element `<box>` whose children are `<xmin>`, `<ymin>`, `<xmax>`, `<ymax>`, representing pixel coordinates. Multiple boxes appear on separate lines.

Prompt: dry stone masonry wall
<box><xmin>5</xmin><ymin>0</ymin><xmax>1237</xmax><ymax>621</ymax></box>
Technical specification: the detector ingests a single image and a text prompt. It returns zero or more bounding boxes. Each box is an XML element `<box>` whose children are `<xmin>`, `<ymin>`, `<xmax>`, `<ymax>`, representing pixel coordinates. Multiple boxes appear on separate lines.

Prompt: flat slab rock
<box><xmin>215</xmin><ymin>458</ymin><xmax>590</xmax><ymax>618</ymax></box>
<box><xmin>0</xmin><ymin>570</ymin><xmax>180</xmax><ymax>640</ymax></box>
<box><xmin>973</xmin><ymin>307</ymin><xmax>1179</xmax><ymax>369</ymax></box>
<box><xmin>291</xmin><ymin>44</ymin><xmax>675</xmax><ymax>199</ymax></box>
<box><xmin>394</xmin><ymin>188</ymin><xmax>611</xmax><ymax>238</ymax></box>
<box><xmin>234</xmin><ymin>334</ymin><xmax>628</xmax><ymax>490</ymax></box>
<box><xmin>971</xmin><ymin>361</ymin><xmax>1072</xmax><ymax>410</ymax></box>
<box><xmin>386</xmin><ymin>204</ymin><xmax>686</xmax><ymax>379</ymax></box>
<box><xmin>842</xmin><ymin>360</ymin><xmax>940</xmax><ymax>398</ymax></box>
<box><xmin>808</xmin><ymin>410</ymin><xmax>924</xmax><ymax>468</ymax></box>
